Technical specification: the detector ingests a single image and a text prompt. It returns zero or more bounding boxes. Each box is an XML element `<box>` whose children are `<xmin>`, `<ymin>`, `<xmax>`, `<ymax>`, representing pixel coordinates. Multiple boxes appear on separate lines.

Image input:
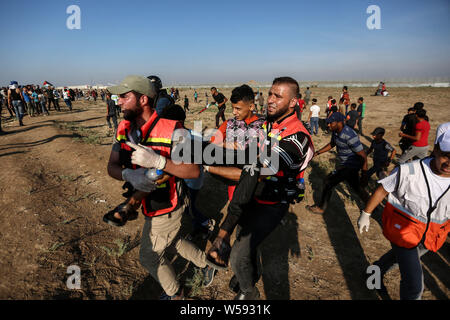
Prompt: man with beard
<box><xmin>204</xmin><ymin>77</ymin><xmax>315</xmax><ymax>299</ymax></box>
<box><xmin>105</xmin><ymin>75</ymin><xmax>217</xmax><ymax>300</ymax></box>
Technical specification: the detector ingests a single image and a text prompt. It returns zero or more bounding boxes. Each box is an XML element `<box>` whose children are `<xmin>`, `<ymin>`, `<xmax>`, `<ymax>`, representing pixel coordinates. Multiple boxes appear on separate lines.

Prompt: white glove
<box><xmin>125</xmin><ymin>141</ymin><xmax>167</xmax><ymax>170</ymax></box>
<box><xmin>122</xmin><ymin>168</ymin><xmax>157</xmax><ymax>192</ymax></box>
<box><xmin>358</xmin><ymin>210</ymin><xmax>371</xmax><ymax>234</ymax></box>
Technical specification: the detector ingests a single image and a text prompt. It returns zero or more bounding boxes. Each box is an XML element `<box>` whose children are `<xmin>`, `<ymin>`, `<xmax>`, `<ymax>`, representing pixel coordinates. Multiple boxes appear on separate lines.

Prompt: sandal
<box><xmin>103</xmin><ymin>202</ymin><xmax>138</xmax><ymax>227</ymax></box>
<box><xmin>206</xmin><ymin>237</ymin><xmax>231</xmax><ymax>270</ymax></box>
<box><xmin>305</xmin><ymin>205</ymin><xmax>325</xmax><ymax>215</ymax></box>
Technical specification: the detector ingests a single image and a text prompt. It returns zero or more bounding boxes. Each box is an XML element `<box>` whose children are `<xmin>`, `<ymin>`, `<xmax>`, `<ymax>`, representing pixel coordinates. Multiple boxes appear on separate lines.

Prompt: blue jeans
<box><xmin>64</xmin><ymin>99</ymin><xmax>72</xmax><ymax>111</ymax></box>
<box><xmin>375</xmin><ymin>243</ymin><xmax>428</xmax><ymax>300</ymax></box>
<box><xmin>309</xmin><ymin>117</ymin><xmax>319</xmax><ymax>134</ymax></box>
<box><xmin>40</xmin><ymin>101</ymin><xmax>49</xmax><ymax>114</ymax></box>
<box><xmin>12</xmin><ymin>100</ymin><xmax>24</xmax><ymax>123</ymax></box>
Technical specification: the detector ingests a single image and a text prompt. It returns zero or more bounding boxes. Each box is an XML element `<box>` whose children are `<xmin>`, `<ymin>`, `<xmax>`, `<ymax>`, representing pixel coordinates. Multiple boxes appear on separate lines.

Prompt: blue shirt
<box><xmin>331</xmin><ymin>125</ymin><xmax>364</xmax><ymax>168</ymax></box>
<box><xmin>22</xmin><ymin>91</ymin><xmax>31</xmax><ymax>103</ymax></box>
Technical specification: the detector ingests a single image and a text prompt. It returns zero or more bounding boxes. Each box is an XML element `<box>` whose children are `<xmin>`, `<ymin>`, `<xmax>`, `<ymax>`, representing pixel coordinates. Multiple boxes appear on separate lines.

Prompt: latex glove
<box><xmin>125</xmin><ymin>141</ymin><xmax>167</xmax><ymax>170</ymax></box>
<box><xmin>122</xmin><ymin>168</ymin><xmax>157</xmax><ymax>192</ymax></box>
<box><xmin>358</xmin><ymin>210</ymin><xmax>371</xmax><ymax>234</ymax></box>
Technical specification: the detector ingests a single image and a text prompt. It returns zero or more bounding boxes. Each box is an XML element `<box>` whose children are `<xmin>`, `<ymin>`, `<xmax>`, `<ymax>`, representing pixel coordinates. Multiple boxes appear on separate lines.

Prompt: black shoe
<box><xmin>228</xmin><ymin>275</ymin><xmax>240</xmax><ymax>293</ymax></box>
<box><xmin>234</xmin><ymin>287</ymin><xmax>260</xmax><ymax>300</ymax></box>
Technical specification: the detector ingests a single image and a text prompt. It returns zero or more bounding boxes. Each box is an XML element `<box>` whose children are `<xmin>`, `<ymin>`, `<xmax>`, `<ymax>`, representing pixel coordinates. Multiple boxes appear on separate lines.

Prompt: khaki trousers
<box><xmin>139</xmin><ymin>202</ymin><xmax>207</xmax><ymax>296</ymax></box>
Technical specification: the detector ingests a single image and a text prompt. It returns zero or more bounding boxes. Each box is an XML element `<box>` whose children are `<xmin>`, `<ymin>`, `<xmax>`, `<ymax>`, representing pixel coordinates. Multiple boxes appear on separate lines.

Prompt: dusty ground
<box><xmin>0</xmin><ymin>86</ymin><xmax>449</xmax><ymax>300</ymax></box>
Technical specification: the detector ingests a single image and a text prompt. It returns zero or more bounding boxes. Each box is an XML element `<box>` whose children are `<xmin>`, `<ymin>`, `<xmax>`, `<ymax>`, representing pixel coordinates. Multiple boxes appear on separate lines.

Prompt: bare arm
<box><xmin>400</xmin><ymin>131</ymin><xmax>421</xmax><ymax>142</ymax></box>
<box><xmin>356</xmin><ymin>149</ymin><xmax>368</xmax><ymax>171</ymax></box>
<box><xmin>207</xmin><ymin>166</ymin><xmax>242</xmax><ymax>181</ymax></box>
<box><xmin>107</xmin><ymin>150</ymin><xmax>124</xmax><ymax>181</ymax></box>
<box><xmin>163</xmin><ymin>159</ymin><xmax>199</xmax><ymax>179</ymax></box>
<box><xmin>364</xmin><ymin>185</ymin><xmax>389</xmax><ymax>213</ymax></box>
<box><xmin>314</xmin><ymin>142</ymin><xmax>333</xmax><ymax>157</ymax></box>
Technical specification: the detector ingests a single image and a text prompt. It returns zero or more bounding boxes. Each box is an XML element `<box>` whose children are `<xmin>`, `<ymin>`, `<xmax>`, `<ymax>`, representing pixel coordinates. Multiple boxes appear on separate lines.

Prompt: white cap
<box><xmin>435</xmin><ymin>122</ymin><xmax>450</xmax><ymax>145</ymax></box>
<box><xmin>436</xmin><ymin>129</ymin><xmax>450</xmax><ymax>152</ymax></box>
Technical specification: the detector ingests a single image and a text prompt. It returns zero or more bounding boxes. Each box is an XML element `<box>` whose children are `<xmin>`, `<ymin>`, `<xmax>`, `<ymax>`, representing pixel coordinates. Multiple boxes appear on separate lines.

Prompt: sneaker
<box><xmin>202</xmin><ymin>266</ymin><xmax>216</xmax><ymax>287</ymax></box>
<box><xmin>159</xmin><ymin>287</ymin><xmax>184</xmax><ymax>300</ymax></box>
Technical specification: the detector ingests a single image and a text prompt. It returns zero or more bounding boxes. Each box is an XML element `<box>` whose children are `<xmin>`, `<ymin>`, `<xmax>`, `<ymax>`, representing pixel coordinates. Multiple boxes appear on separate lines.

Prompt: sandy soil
<box><xmin>0</xmin><ymin>86</ymin><xmax>448</xmax><ymax>300</ymax></box>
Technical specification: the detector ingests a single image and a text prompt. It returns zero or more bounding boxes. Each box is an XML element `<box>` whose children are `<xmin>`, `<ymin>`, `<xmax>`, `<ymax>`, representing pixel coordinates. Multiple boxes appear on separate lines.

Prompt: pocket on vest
<box><xmin>382</xmin><ymin>202</ymin><xmax>425</xmax><ymax>249</ymax></box>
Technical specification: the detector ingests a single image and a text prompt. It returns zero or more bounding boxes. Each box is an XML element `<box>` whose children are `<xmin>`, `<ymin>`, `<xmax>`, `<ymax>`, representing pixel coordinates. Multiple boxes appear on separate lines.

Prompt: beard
<box><xmin>266</xmin><ymin>105</ymin><xmax>289</xmax><ymax>122</ymax></box>
<box><xmin>123</xmin><ymin>101</ymin><xmax>144</xmax><ymax>121</ymax></box>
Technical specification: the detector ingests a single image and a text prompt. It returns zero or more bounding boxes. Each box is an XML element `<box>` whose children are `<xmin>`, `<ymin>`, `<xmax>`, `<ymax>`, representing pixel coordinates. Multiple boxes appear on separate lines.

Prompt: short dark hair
<box><xmin>416</xmin><ymin>109</ymin><xmax>427</xmax><ymax>118</ymax></box>
<box><xmin>210</xmin><ymin>87</ymin><xmax>217</xmax><ymax>91</ymax></box>
<box><xmin>358</xmin><ymin>97</ymin><xmax>364</xmax><ymax>101</ymax></box>
<box><xmin>413</xmin><ymin>102</ymin><xmax>424</xmax><ymax>110</ymax></box>
<box><xmin>312</xmin><ymin>98</ymin><xmax>317</xmax><ymax>103</ymax></box>
<box><xmin>331</xmin><ymin>99</ymin><xmax>336</xmax><ymax>104</ymax></box>
<box><xmin>351</xmin><ymin>103</ymin><xmax>357</xmax><ymax>109</ymax></box>
<box><xmin>272</xmin><ymin>77</ymin><xmax>299</xmax><ymax>98</ymax></box>
<box><xmin>408</xmin><ymin>107</ymin><xmax>415</xmax><ymax>112</ymax></box>
<box><xmin>230</xmin><ymin>84</ymin><xmax>255</xmax><ymax>104</ymax></box>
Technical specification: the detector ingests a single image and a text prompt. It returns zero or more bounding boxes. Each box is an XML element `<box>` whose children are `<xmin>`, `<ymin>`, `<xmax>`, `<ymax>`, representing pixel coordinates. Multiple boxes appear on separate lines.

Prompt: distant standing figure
<box><xmin>345</xmin><ymin>103</ymin><xmax>359</xmax><ymax>129</ymax></box>
<box><xmin>339</xmin><ymin>86</ymin><xmax>350</xmax><ymax>115</ymax></box>
<box><xmin>106</xmin><ymin>93</ymin><xmax>118</xmax><ymax>130</ymax></box>
<box><xmin>258</xmin><ymin>92</ymin><xmax>264</xmax><ymax>113</ymax></box>
<box><xmin>211</xmin><ymin>87</ymin><xmax>228</xmax><ymax>129</ymax></box>
<box><xmin>356</xmin><ymin>97</ymin><xmax>365</xmax><ymax>135</ymax></box>
<box><xmin>184</xmin><ymin>95</ymin><xmax>190</xmax><ymax>113</ymax></box>
<box><xmin>307</xmin><ymin>98</ymin><xmax>320</xmax><ymax>135</ymax></box>
<box><xmin>398</xmin><ymin>109</ymin><xmax>430</xmax><ymax>163</ymax></box>
<box><xmin>194</xmin><ymin>90</ymin><xmax>198</xmax><ymax>103</ymax></box>
<box><xmin>304</xmin><ymin>87</ymin><xmax>311</xmax><ymax>105</ymax></box>
<box><xmin>63</xmin><ymin>89</ymin><xmax>72</xmax><ymax>111</ymax></box>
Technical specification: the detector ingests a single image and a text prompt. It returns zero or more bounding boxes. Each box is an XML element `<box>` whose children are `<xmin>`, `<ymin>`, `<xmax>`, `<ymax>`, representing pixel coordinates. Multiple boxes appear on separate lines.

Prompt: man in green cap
<box><xmin>105</xmin><ymin>75</ymin><xmax>217</xmax><ymax>300</ymax></box>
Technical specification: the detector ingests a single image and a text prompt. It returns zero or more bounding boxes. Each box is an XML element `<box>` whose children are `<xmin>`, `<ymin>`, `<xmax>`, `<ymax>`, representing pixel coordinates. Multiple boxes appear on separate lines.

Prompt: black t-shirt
<box><xmin>213</xmin><ymin>93</ymin><xmax>226</xmax><ymax>108</ymax></box>
<box><xmin>402</xmin><ymin>114</ymin><xmax>417</xmax><ymax>135</ymax></box>
<box><xmin>346</xmin><ymin>110</ymin><xmax>359</xmax><ymax>127</ymax></box>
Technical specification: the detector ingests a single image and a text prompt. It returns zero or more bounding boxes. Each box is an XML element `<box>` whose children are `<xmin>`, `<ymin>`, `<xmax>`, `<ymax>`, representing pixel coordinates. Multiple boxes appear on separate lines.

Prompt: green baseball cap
<box><xmin>108</xmin><ymin>75</ymin><xmax>157</xmax><ymax>98</ymax></box>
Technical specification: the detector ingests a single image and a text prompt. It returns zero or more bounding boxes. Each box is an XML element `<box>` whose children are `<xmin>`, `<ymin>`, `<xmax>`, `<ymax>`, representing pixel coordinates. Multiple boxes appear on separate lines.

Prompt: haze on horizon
<box><xmin>1</xmin><ymin>0</ymin><xmax>449</xmax><ymax>87</ymax></box>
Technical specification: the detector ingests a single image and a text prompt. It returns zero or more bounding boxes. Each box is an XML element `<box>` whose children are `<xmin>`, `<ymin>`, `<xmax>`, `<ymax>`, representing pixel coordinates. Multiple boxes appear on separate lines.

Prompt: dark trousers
<box><xmin>318</xmin><ymin>166</ymin><xmax>366</xmax><ymax>209</ymax></box>
<box><xmin>106</xmin><ymin>115</ymin><xmax>118</xmax><ymax>129</ymax></box>
<box><xmin>375</xmin><ymin>243</ymin><xmax>428</xmax><ymax>300</ymax></box>
<box><xmin>357</xmin><ymin>117</ymin><xmax>363</xmax><ymax>134</ymax></box>
<box><xmin>215</xmin><ymin>106</ymin><xmax>226</xmax><ymax>128</ymax></box>
<box><xmin>229</xmin><ymin>200</ymin><xmax>288</xmax><ymax>294</ymax></box>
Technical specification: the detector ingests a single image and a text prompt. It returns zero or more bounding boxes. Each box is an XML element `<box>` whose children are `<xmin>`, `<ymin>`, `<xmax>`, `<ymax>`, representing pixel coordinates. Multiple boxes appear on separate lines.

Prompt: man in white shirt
<box><xmin>358</xmin><ymin>128</ymin><xmax>450</xmax><ymax>300</ymax></box>
<box><xmin>307</xmin><ymin>98</ymin><xmax>320</xmax><ymax>135</ymax></box>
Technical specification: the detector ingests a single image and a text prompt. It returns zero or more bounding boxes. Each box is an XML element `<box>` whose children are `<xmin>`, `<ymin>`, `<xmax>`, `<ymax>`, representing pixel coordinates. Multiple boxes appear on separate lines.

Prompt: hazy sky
<box><xmin>1</xmin><ymin>0</ymin><xmax>449</xmax><ymax>86</ymax></box>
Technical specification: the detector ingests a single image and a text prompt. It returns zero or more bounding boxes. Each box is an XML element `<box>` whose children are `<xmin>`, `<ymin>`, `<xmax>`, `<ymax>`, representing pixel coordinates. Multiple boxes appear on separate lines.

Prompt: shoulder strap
<box><xmin>142</xmin><ymin>116</ymin><xmax>161</xmax><ymax>144</ymax></box>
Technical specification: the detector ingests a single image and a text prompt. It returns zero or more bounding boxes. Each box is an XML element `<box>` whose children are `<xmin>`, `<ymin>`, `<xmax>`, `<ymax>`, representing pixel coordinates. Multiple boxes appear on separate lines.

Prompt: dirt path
<box><xmin>0</xmin><ymin>90</ymin><xmax>448</xmax><ymax>300</ymax></box>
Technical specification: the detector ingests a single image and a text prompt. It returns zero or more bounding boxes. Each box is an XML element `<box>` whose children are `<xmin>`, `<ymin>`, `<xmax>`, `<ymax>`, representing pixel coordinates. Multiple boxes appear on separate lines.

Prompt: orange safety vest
<box><xmin>116</xmin><ymin>112</ymin><xmax>182</xmax><ymax>218</ymax></box>
<box><xmin>381</xmin><ymin>159</ymin><xmax>450</xmax><ymax>252</ymax></box>
<box><xmin>255</xmin><ymin>112</ymin><xmax>315</xmax><ymax>204</ymax></box>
